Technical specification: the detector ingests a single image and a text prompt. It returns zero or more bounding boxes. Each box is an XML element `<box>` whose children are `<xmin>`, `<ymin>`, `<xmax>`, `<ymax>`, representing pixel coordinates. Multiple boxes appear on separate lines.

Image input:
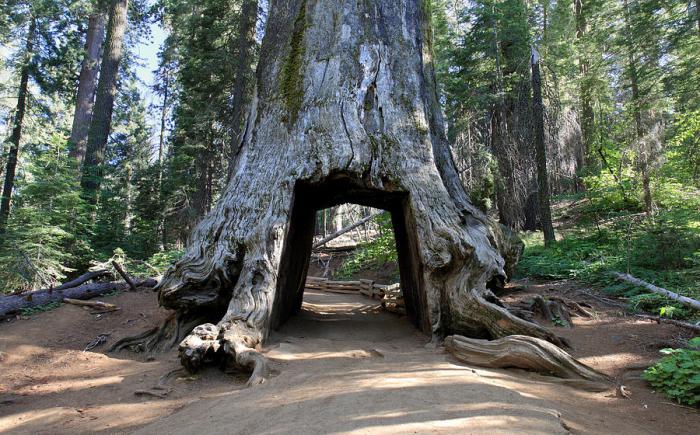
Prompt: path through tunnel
<box><xmin>271</xmin><ymin>174</ymin><xmax>430</xmax><ymax>334</ymax></box>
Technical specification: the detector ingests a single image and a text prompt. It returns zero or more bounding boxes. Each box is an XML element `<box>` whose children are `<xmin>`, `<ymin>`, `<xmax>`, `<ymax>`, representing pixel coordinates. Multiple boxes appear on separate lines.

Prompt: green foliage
<box><xmin>642</xmin><ymin>337</ymin><xmax>700</xmax><ymax>407</ymax></box>
<box><xmin>517</xmin><ymin>173</ymin><xmax>700</xmax><ymax>319</ymax></box>
<box><xmin>0</xmin><ymin>134</ymin><xmax>93</xmax><ymax>293</ymax></box>
<box><xmin>335</xmin><ymin>213</ymin><xmax>398</xmax><ymax>280</ymax></box>
<box><xmin>280</xmin><ymin>0</ymin><xmax>307</xmax><ymax>124</ymax></box>
<box><xmin>20</xmin><ymin>301</ymin><xmax>62</xmax><ymax>316</ymax></box>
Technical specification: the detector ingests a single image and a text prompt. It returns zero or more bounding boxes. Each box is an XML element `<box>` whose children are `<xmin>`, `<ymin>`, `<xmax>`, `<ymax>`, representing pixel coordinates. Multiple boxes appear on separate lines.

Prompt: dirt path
<box><xmin>1</xmin><ymin>283</ymin><xmax>698</xmax><ymax>434</ymax></box>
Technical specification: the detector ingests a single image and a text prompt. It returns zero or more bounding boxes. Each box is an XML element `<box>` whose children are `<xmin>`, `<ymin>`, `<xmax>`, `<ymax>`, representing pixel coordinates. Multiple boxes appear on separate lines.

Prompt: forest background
<box><xmin>0</xmin><ymin>0</ymin><xmax>698</xmax><ymax>323</ymax></box>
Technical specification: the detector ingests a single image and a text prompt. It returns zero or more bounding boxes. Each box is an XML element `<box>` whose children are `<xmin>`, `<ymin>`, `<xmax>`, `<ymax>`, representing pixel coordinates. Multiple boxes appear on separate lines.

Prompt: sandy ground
<box><xmin>1</xmin><ymin>283</ymin><xmax>698</xmax><ymax>434</ymax></box>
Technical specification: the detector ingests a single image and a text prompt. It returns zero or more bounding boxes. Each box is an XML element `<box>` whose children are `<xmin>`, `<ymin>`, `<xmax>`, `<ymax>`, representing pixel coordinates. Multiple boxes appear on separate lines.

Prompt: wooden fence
<box><xmin>305</xmin><ymin>276</ymin><xmax>404</xmax><ymax>314</ymax></box>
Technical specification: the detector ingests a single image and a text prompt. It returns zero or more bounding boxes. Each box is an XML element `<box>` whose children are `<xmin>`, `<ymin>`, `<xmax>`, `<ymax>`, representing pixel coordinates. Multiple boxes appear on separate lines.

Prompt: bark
<box><xmin>574</xmin><ymin>0</ymin><xmax>594</xmax><ymax>168</ymax></box>
<box><xmin>530</xmin><ymin>48</ymin><xmax>555</xmax><ymax>246</ymax></box>
<box><xmin>228</xmin><ymin>0</ymin><xmax>258</xmax><ymax>176</ymax></box>
<box><xmin>51</xmin><ymin>269</ymin><xmax>111</xmax><ymax>291</ymax></box>
<box><xmin>157</xmin><ymin>69</ymin><xmax>170</xmax><ymax>250</ymax></box>
<box><xmin>154</xmin><ymin>0</ymin><xmax>562</xmax><ymax>384</ymax></box>
<box><xmin>0</xmin><ymin>18</ymin><xmax>36</xmax><ymax>234</ymax></box>
<box><xmin>623</xmin><ymin>0</ymin><xmax>652</xmax><ymax>215</ymax></box>
<box><xmin>69</xmin><ymin>11</ymin><xmax>106</xmax><ymax>166</ymax></box>
<box><xmin>80</xmin><ymin>0</ymin><xmax>129</xmax><ymax>204</ymax></box>
<box><xmin>112</xmin><ymin>260</ymin><xmax>137</xmax><ymax>290</ymax></box>
<box><xmin>445</xmin><ymin>334</ymin><xmax>611</xmax><ymax>390</ymax></box>
<box><xmin>613</xmin><ymin>272</ymin><xmax>700</xmax><ymax>311</ymax></box>
<box><xmin>0</xmin><ymin>278</ymin><xmax>157</xmax><ymax>318</ymax></box>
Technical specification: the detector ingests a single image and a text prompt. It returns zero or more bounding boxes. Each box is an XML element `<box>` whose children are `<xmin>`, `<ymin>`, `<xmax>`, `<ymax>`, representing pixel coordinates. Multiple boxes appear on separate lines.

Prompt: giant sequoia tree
<box><xmin>146</xmin><ymin>0</ymin><xmax>564</xmax><ymax>384</ymax></box>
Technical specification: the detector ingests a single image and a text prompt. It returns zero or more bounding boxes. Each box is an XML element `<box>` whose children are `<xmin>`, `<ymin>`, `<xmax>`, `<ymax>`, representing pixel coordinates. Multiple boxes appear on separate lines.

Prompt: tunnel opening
<box><xmin>271</xmin><ymin>173</ymin><xmax>429</xmax><ymax>333</ymax></box>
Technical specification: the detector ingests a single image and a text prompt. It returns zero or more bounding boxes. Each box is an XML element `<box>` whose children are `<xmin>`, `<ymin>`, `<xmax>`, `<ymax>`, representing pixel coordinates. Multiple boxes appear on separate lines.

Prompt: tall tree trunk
<box><xmin>697</xmin><ymin>0</ymin><xmax>700</xmax><ymax>37</ymax></box>
<box><xmin>531</xmin><ymin>48</ymin><xmax>556</xmax><ymax>245</ymax></box>
<box><xmin>156</xmin><ymin>70</ymin><xmax>170</xmax><ymax>250</ymax></box>
<box><xmin>228</xmin><ymin>0</ymin><xmax>258</xmax><ymax>177</ymax></box>
<box><xmin>80</xmin><ymin>0</ymin><xmax>129</xmax><ymax>204</ymax></box>
<box><xmin>623</xmin><ymin>0</ymin><xmax>651</xmax><ymax>214</ymax></box>
<box><xmin>0</xmin><ymin>18</ymin><xmax>36</xmax><ymax>234</ymax></box>
<box><xmin>574</xmin><ymin>0</ymin><xmax>594</xmax><ymax>169</ymax></box>
<box><xmin>68</xmin><ymin>10</ymin><xmax>106</xmax><ymax>166</ymax></box>
<box><xmin>149</xmin><ymin>0</ymin><xmax>563</xmax><ymax>385</ymax></box>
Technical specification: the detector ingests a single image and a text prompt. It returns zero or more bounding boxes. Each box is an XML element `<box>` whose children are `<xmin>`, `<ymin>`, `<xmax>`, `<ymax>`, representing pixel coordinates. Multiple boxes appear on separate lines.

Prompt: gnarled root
<box><xmin>445</xmin><ymin>334</ymin><xmax>611</xmax><ymax>391</ymax></box>
<box><xmin>531</xmin><ymin>295</ymin><xmax>573</xmax><ymax>328</ymax></box>
<box><xmin>179</xmin><ymin>317</ymin><xmax>269</xmax><ymax>387</ymax></box>
<box><xmin>461</xmin><ymin>290</ymin><xmax>571</xmax><ymax>348</ymax></box>
<box><xmin>108</xmin><ymin>312</ymin><xmax>207</xmax><ymax>354</ymax></box>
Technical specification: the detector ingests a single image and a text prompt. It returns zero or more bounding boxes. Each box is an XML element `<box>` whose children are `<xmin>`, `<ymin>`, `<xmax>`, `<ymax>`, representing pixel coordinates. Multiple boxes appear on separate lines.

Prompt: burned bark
<box><xmin>152</xmin><ymin>0</ymin><xmax>562</xmax><ymax>384</ymax></box>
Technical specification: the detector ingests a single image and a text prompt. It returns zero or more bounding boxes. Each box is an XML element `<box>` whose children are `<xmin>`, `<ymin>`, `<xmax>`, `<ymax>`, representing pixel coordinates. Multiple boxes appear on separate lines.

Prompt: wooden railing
<box><xmin>305</xmin><ymin>276</ymin><xmax>404</xmax><ymax>313</ymax></box>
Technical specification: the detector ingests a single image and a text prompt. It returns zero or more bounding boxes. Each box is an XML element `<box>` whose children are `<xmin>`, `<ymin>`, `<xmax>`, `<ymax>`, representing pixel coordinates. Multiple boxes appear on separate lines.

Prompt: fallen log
<box><xmin>633</xmin><ymin>313</ymin><xmax>700</xmax><ymax>333</ymax></box>
<box><xmin>312</xmin><ymin>212</ymin><xmax>384</xmax><ymax>250</ymax></box>
<box><xmin>0</xmin><ymin>278</ymin><xmax>157</xmax><ymax>317</ymax></box>
<box><xmin>112</xmin><ymin>261</ymin><xmax>137</xmax><ymax>291</ymax></box>
<box><xmin>50</xmin><ymin>269</ymin><xmax>111</xmax><ymax>292</ymax></box>
<box><xmin>63</xmin><ymin>298</ymin><xmax>118</xmax><ymax>311</ymax></box>
<box><xmin>444</xmin><ymin>334</ymin><xmax>611</xmax><ymax>391</ymax></box>
<box><xmin>613</xmin><ymin>272</ymin><xmax>700</xmax><ymax>311</ymax></box>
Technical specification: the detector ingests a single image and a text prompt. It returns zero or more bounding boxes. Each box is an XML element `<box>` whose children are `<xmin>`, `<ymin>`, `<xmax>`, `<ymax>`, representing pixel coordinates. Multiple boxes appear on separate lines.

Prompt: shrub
<box><xmin>642</xmin><ymin>337</ymin><xmax>700</xmax><ymax>407</ymax></box>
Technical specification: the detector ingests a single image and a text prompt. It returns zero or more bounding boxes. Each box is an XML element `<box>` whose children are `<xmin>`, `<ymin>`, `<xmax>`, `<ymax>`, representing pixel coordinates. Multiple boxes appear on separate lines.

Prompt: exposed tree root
<box><xmin>461</xmin><ymin>290</ymin><xmax>571</xmax><ymax>348</ymax></box>
<box><xmin>179</xmin><ymin>317</ymin><xmax>269</xmax><ymax>387</ymax></box>
<box><xmin>108</xmin><ymin>312</ymin><xmax>206</xmax><ymax>354</ymax></box>
<box><xmin>445</xmin><ymin>334</ymin><xmax>611</xmax><ymax>391</ymax></box>
<box><xmin>531</xmin><ymin>295</ymin><xmax>573</xmax><ymax>327</ymax></box>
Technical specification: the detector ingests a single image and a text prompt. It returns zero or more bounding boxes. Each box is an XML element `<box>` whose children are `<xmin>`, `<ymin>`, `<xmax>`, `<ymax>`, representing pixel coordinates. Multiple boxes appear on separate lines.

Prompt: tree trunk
<box><xmin>80</xmin><ymin>0</ymin><xmax>129</xmax><ymax>204</ymax></box>
<box><xmin>155</xmin><ymin>0</ymin><xmax>562</xmax><ymax>384</ymax></box>
<box><xmin>0</xmin><ymin>18</ymin><xmax>36</xmax><ymax>234</ymax></box>
<box><xmin>574</xmin><ymin>0</ymin><xmax>594</xmax><ymax>169</ymax></box>
<box><xmin>69</xmin><ymin>11</ymin><xmax>106</xmax><ymax>166</ymax></box>
<box><xmin>156</xmin><ymin>71</ymin><xmax>170</xmax><ymax>250</ymax></box>
<box><xmin>697</xmin><ymin>0</ymin><xmax>700</xmax><ymax>37</ymax></box>
<box><xmin>531</xmin><ymin>48</ymin><xmax>555</xmax><ymax>246</ymax></box>
<box><xmin>623</xmin><ymin>0</ymin><xmax>651</xmax><ymax>214</ymax></box>
<box><xmin>228</xmin><ymin>0</ymin><xmax>258</xmax><ymax>176</ymax></box>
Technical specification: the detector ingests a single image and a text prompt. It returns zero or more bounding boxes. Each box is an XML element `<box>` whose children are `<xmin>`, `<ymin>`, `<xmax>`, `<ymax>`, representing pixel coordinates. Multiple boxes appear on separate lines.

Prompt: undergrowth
<box><xmin>334</xmin><ymin>213</ymin><xmax>399</xmax><ymax>280</ymax></box>
<box><xmin>20</xmin><ymin>301</ymin><xmax>62</xmax><ymax>316</ymax></box>
<box><xmin>517</xmin><ymin>180</ymin><xmax>700</xmax><ymax>320</ymax></box>
<box><xmin>642</xmin><ymin>337</ymin><xmax>700</xmax><ymax>407</ymax></box>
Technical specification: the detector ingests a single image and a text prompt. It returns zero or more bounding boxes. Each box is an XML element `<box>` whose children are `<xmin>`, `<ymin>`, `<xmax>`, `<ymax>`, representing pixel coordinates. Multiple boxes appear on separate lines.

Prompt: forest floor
<box><xmin>1</xmin><ymin>279</ymin><xmax>698</xmax><ymax>434</ymax></box>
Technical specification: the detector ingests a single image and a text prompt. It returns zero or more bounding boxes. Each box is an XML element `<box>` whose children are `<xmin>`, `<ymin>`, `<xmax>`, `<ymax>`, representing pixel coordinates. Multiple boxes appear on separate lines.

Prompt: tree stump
<box><xmin>153</xmin><ymin>0</ymin><xmax>563</xmax><ymax>384</ymax></box>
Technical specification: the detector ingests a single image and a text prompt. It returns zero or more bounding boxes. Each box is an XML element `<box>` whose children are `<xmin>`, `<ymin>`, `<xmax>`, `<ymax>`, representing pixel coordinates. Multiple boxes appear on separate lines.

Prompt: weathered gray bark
<box><xmin>531</xmin><ymin>48</ymin><xmax>555</xmax><ymax>245</ymax></box>
<box><xmin>0</xmin><ymin>18</ymin><xmax>36</xmax><ymax>234</ymax></box>
<box><xmin>69</xmin><ymin>10</ymin><xmax>106</xmax><ymax>165</ymax></box>
<box><xmin>228</xmin><ymin>0</ymin><xmax>258</xmax><ymax>176</ymax></box>
<box><xmin>155</xmin><ymin>0</ymin><xmax>562</xmax><ymax>384</ymax></box>
<box><xmin>445</xmin><ymin>335</ymin><xmax>610</xmax><ymax>390</ymax></box>
<box><xmin>80</xmin><ymin>0</ymin><xmax>128</xmax><ymax>204</ymax></box>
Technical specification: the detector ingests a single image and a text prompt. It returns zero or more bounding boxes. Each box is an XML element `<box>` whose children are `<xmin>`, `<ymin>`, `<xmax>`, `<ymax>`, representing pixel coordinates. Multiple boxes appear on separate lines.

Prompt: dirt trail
<box><xmin>1</xmin><ymin>284</ymin><xmax>698</xmax><ymax>434</ymax></box>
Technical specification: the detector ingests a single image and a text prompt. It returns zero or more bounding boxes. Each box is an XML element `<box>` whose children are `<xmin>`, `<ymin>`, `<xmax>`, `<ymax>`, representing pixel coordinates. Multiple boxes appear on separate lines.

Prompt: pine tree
<box><xmin>80</xmin><ymin>0</ymin><xmax>129</xmax><ymax>204</ymax></box>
